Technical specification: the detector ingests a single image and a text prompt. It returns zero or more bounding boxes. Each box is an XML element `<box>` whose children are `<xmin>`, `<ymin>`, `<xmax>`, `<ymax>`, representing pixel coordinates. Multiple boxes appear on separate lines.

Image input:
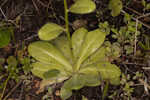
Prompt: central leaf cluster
<box><xmin>28</xmin><ymin>24</ymin><xmax>121</xmax><ymax>100</ymax></box>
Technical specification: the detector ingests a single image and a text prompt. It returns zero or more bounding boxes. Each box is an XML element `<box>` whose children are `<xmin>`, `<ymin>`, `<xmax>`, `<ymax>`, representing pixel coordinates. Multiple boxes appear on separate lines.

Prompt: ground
<box><xmin>0</xmin><ymin>0</ymin><xmax>150</xmax><ymax>100</ymax></box>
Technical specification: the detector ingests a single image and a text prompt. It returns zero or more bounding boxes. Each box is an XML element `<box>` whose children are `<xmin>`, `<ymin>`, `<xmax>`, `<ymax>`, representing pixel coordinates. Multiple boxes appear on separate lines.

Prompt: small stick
<box><xmin>137</xmin><ymin>13</ymin><xmax>150</xmax><ymax>19</ymax></box>
<box><xmin>3</xmin><ymin>81</ymin><xmax>22</xmax><ymax>100</ymax></box>
<box><xmin>142</xmin><ymin>67</ymin><xmax>150</xmax><ymax>70</ymax></box>
<box><xmin>0</xmin><ymin>0</ymin><xmax>9</xmax><ymax>7</ymax></box>
<box><xmin>121</xmin><ymin>10</ymin><xmax>150</xmax><ymax>29</ymax></box>
<box><xmin>18</xmin><ymin>84</ymin><xmax>24</xmax><ymax>100</ymax></box>
<box><xmin>139</xmin><ymin>78</ymin><xmax>150</xmax><ymax>93</ymax></box>
<box><xmin>134</xmin><ymin>18</ymin><xmax>138</xmax><ymax>56</ymax></box>
<box><xmin>121</xmin><ymin>62</ymin><xmax>146</xmax><ymax>66</ymax></box>
<box><xmin>0</xmin><ymin>6</ymin><xmax>8</xmax><ymax>20</ymax></box>
<box><xmin>32</xmin><ymin>0</ymin><xmax>40</xmax><ymax>15</ymax></box>
<box><xmin>125</xmin><ymin>6</ymin><xmax>142</xmax><ymax>16</ymax></box>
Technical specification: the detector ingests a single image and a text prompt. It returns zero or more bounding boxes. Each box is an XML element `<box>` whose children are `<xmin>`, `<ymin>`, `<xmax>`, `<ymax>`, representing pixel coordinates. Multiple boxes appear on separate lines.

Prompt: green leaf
<box><xmin>63</xmin><ymin>74</ymin><xmax>85</xmax><ymax>90</ymax></box>
<box><xmin>84</xmin><ymin>74</ymin><xmax>101</xmax><ymax>86</ymax></box>
<box><xmin>28</xmin><ymin>41</ymin><xmax>72</xmax><ymax>71</ymax></box>
<box><xmin>110</xmin><ymin>77</ymin><xmax>120</xmax><ymax>85</ymax></box>
<box><xmin>60</xmin><ymin>88</ymin><xmax>72</xmax><ymax>100</ymax></box>
<box><xmin>32</xmin><ymin>62</ymin><xmax>59</xmax><ymax>79</ymax></box>
<box><xmin>52</xmin><ymin>36</ymin><xmax>73</xmax><ymax>64</ymax></box>
<box><xmin>71</xmin><ymin>28</ymin><xmax>88</xmax><ymax>59</ymax></box>
<box><xmin>108</xmin><ymin>0</ymin><xmax>122</xmax><ymax>17</ymax></box>
<box><xmin>0</xmin><ymin>27</ymin><xmax>11</xmax><ymax>48</ymax></box>
<box><xmin>76</xmin><ymin>29</ymin><xmax>106</xmax><ymax>70</ymax></box>
<box><xmin>83</xmin><ymin>47</ymin><xmax>106</xmax><ymax>66</ymax></box>
<box><xmin>96</xmin><ymin>62</ymin><xmax>121</xmax><ymax>85</ymax></box>
<box><xmin>69</xmin><ymin>0</ymin><xmax>96</xmax><ymax>14</ymax></box>
<box><xmin>32</xmin><ymin>62</ymin><xmax>67</xmax><ymax>79</ymax></box>
<box><xmin>43</xmin><ymin>69</ymin><xmax>60</xmax><ymax>79</ymax></box>
<box><xmin>79</xmin><ymin>66</ymin><xmax>101</xmax><ymax>86</ymax></box>
<box><xmin>142</xmin><ymin>0</ymin><xmax>146</xmax><ymax>7</ymax></box>
<box><xmin>38</xmin><ymin>23</ymin><xmax>64</xmax><ymax>41</ymax></box>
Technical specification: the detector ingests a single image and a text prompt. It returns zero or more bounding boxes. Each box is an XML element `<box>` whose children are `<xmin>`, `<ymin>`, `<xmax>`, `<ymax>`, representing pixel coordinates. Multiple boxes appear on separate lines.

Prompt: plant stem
<box><xmin>102</xmin><ymin>81</ymin><xmax>109</xmax><ymax>100</ymax></box>
<box><xmin>64</xmin><ymin>0</ymin><xmax>70</xmax><ymax>41</ymax></box>
<box><xmin>0</xmin><ymin>75</ymin><xmax>10</xmax><ymax>100</ymax></box>
<box><xmin>63</xmin><ymin>0</ymin><xmax>74</xmax><ymax>61</ymax></box>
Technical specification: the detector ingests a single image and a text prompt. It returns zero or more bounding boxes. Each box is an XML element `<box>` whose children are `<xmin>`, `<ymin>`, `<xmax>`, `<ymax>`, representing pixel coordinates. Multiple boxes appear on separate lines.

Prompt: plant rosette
<box><xmin>28</xmin><ymin>23</ymin><xmax>121</xmax><ymax>100</ymax></box>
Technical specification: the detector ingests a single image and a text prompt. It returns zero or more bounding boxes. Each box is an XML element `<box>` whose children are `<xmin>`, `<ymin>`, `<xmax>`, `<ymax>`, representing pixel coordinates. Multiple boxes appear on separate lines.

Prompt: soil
<box><xmin>0</xmin><ymin>0</ymin><xmax>150</xmax><ymax>100</ymax></box>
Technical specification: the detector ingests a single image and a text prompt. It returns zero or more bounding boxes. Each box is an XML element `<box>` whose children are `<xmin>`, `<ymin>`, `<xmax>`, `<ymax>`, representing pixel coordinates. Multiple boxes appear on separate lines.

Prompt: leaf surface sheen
<box><xmin>82</xmin><ymin>47</ymin><xmax>106</xmax><ymax>67</ymax></box>
<box><xmin>96</xmin><ymin>62</ymin><xmax>121</xmax><ymax>85</ymax></box>
<box><xmin>71</xmin><ymin>28</ymin><xmax>88</xmax><ymax>60</ymax></box>
<box><xmin>28</xmin><ymin>41</ymin><xmax>72</xmax><ymax>71</ymax></box>
<box><xmin>52</xmin><ymin>36</ymin><xmax>73</xmax><ymax>64</ymax></box>
<box><xmin>76</xmin><ymin>29</ymin><xmax>106</xmax><ymax>69</ymax></box>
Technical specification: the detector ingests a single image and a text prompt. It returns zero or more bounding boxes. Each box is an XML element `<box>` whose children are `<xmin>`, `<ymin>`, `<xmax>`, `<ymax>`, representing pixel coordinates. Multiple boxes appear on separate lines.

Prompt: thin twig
<box><xmin>3</xmin><ymin>80</ymin><xmax>22</xmax><ymax>100</ymax></box>
<box><xmin>18</xmin><ymin>83</ymin><xmax>24</xmax><ymax>100</ymax></box>
<box><xmin>0</xmin><ymin>0</ymin><xmax>9</xmax><ymax>7</ymax></box>
<box><xmin>121</xmin><ymin>10</ymin><xmax>150</xmax><ymax>29</ymax></box>
<box><xmin>125</xmin><ymin>6</ymin><xmax>150</xmax><ymax>19</ymax></box>
<box><xmin>36</xmin><ymin>0</ymin><xmax>48</xmax><ymax>7</ymax></box>
<box><xmin>0</xmin><ymin>6</ymin><xmax>8</xmax><ymax>20</ymax></box>
<box><xmin>24</xmin><ymin>34</ymin><xmax>38</xmax><ymax>41</ymax></box>
<box><xmin>142</xmin><ymin>67</ymin><xmax>150</xmax><ymax>70</ymax></box>
<box><xmin>125</xmin><ymin>6</ymin><xmax>142</xmax><ymax>16</ymax></box>
<box><xmin>32</xmin><ymin>0</ymin><xmax>40</xmax><ymax>15</ymax></box>
<box><xmin>137</xmin><ymin>13</ymin><xmax>150</xmax><ymax>19</ymax></box>
<box><xmin>121</xmin><ymin>62</ymin><xmax>146</xmax><ymax>66</ymax></box>
<box><xmin>139</xmin><ymin>78</ymin><xmax>150</xmax><ymax>93</ymax></box>
<box><xmin>134</xmin><ymin>18</ymin><xmax>138</xmax><ymax>56</ymax></box>
<box><xmin>0</xmin><ymin>75</ymin><xmax>10</xmax><ymax>100</ymax></box>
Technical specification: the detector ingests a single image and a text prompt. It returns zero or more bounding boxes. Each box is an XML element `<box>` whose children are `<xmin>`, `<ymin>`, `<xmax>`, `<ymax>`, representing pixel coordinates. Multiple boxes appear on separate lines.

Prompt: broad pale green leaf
<box><xmin>79</xmin><ymin>66</ymin><xmax>101</xmax><ymax>86</ymax></box>
<box><xmin>43</xmin><ymin>69</ymin><xmax>60</xmax><ymax>79</ymax></box>
<box><xmin>82</xmin><ymin>47</ymin><xmax>106</xmax><ymax>67</ymax></box>
<box><xmin>60</xmin><ymin>88</ymin><xmax>72</xmax><ymax>100</ymax></box>
<box><xmin>32</xmin><ymin>62</ymin><xmax>66</xmax><ymax>79</ymax></box>
<box><xmin>96</xmin><ymin>62</ymin><xmax>121</xmax><ymax>85</ymax></box>
<box><xmin>69</xmin><ymin>0</ymin><xmax>96</xmax><ymax>14</ymax></box>
<box><xmin>63</xmin><ymin>74</ymin><xmax>85</xmax><ymax>90</ymax></box>
<box><xmin>71</xmin><ymin>28</ymin><xmax>88</xmax><ymax>59</ymax></box>
<box><xmin>76</xmin><ymin>29</ymin><xmax>106</xmax><ymax>70</ymax></box>
<box><xmin>52</xmin><ymin>36</ymin><xmax>73</xmax><ymax>64</ymax></box>
<box><xmin>0</xmin><ymin>27</ymin><xmax>11</xmax><ymax>48</ymax></box>
<box><xmin>108</xmin><ymin>0</ymin><xmax>122</xmax><ymax>17</ymax></box>
<box><xmin>84</xmin><ymin>74</ymin><xmax>101</xmax><ymax>86</ymax></box>
<box><xmin>38</xmin><ymin>23</ymin><xmax>64</xmax><ymax>41</ymax></box>
<box><xmin>79</xmin><ymin>65</ymin><xmax>98</xmax><ymax>75</ymax></box>
<box><xmin>28</xmin><ymin>41</ymin><xmax>72</xmax><ymax>71</ymax></box>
